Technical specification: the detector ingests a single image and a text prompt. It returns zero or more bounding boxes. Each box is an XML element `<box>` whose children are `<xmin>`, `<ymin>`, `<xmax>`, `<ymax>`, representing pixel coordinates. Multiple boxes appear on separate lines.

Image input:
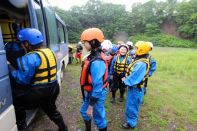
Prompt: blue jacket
<box><xmin>124</xmin><ymin>61</ymin><xmax>146</xmax><ymax>87</ymax></box>
<box><xmin>109</xmin><ymin>55</ymin><xmax>131</xmax><ymax>76</ymax></box>
<box><xmin>149</xmin><ymin>57</ymin><xmax>156</xmax><ymax>77</ymax></box>
<box><xmin>90</xmin><ymin>60</ymin><xmax>106</xmax><ymax>99</ymax></box>
<box><xmin>11</xmin><ymin>53</ymin><xmax>41</xmax><ymax>85</ymax></box>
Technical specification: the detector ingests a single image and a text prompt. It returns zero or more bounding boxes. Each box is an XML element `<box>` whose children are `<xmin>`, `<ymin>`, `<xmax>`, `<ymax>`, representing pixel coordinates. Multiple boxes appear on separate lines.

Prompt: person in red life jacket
<box><xmin>75</xmin><ymin>42</ymin><xmax>83</xmax><ymax>64</ymax></box>
<box><xmin>108</xmin><ymin>44</ymin><xmax>118</xmax><ymax>91</ymax></box>
<box><xmin>101</xmin><ymin>40</ymin><xmax>113</xmax><ymax>67</ymax></box>
<box><xmin>109</xmin><ymin>44</ymin><xmax>131</xmax><ymax>103</ymax></box>
<box><xmin>80</xmin><ymin>28</ymin><xmax>108</xmax><ymax>131</ymax></box>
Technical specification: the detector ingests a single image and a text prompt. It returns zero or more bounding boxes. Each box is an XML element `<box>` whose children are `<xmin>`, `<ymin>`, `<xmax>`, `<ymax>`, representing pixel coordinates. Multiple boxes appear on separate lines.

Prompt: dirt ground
<box><xmin>27</xmin><ymin>64</ymin><xmax>82</xmax><ymax>131</ymax></box>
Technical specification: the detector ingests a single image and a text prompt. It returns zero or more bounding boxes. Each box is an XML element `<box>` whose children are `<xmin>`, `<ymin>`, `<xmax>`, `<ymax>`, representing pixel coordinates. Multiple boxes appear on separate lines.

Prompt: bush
<box><xmin>129</xmin><ymin>33</ymin><xmax>197</xmax><ymax>48</ymax></box>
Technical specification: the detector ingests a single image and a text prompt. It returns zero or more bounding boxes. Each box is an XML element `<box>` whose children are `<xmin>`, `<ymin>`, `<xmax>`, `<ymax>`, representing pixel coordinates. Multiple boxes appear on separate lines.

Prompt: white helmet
<box><xmin>126</xmin><ymin>41</ymin><xmax>133</xmax><ymax>46</ymax></box>
<box><xmin>78</xmin><ymin>41</ymin><xmax>82</xmax><ymax>45</ymax></box>
<box><xmin>101</xmin><ymin>40</ymin><xmax>112</xmax><ymax>51</ymax></box>
<box><xmin>119</xmin><ymin>43</ymin><xmax>129</xmax><ymax>51</ymax></box>
<box><xmin>147</xmin><ymin>42</ymin><xmax>153</xmax><ymax>50</ymax></box>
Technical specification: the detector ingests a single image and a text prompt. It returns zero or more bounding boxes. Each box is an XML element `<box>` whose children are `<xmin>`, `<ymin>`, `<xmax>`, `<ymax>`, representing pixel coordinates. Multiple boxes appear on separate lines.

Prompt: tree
<box><xmin>174</xmin><ymin>0</ymin><xmax>197</xmax><ymax>40</ymax></box>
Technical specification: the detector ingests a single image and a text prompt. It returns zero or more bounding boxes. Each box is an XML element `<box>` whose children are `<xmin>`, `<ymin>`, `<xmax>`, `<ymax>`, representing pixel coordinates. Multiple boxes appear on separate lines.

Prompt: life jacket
<box><xmin>126</xmin><ymin>51</ymin><xmax>131</xmax><ymax>56</ymax></box>
<box><xmin>144</xmin><ymin>55</ymin><xmax>152</xmax><ymax>87</ymax></box>
<box><xmin>80</xmin><ymin>52</ymin><xmax>108</xmax><ymax>92</ymax></box>
<box><xmin>126</xmin><ymin>56</ymin><xmax>150</xmax><ymax>88</ymax></box>
<box><xmin>30</xmin><ymin>48</ymin><xmax>57</xmax><ymax>84</ymax></box>
<box><xmin>114</xmin><ymin>55</ymin><xmax>129</xmax><ymax>74</ymax></box>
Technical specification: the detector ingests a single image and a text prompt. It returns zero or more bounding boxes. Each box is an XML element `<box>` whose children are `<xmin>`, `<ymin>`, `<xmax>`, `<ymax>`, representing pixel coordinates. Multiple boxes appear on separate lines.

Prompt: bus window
<box><xmin>33</xmin><ymin>1</ymin><xmax>45</xmax><ymax>39</ymax></box>
<box><xmin>57</xmin><ymin>21</ymin><xmax>65</xmax><ymax>44</ymax></box>
<box><xmin>63</xmin><ymin>26</ymin><xmax>68</xmax><ymax>44</ymax></box>
<box><xmin>42</xmin><ymin>0</ymin><xmax>59</xmax><ymax>52</ymax></box>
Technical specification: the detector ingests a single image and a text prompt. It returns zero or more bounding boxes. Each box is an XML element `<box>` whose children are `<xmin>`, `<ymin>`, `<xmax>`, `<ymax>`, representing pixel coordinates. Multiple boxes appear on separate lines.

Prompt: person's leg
<box><xmin>110</xmin><ymin>74</ymin><xmax>118</xmax><ymax>103</ymax></box>
<box><xmin>93</xmin><ymin>89</ymin><xmax>107</xmax><ymax>130</ymax></box>
<box><xmin>14</xmin><ymin>107</ymin><xmax>27</xmax><ymax>130</ymax></box>
<box><xmin>13</xmin><ymin>88</ymin><xmax>37</xmax><ymax>130</ymax></box>
<box><xmin>41</xmin><ymin>83</ymin><xmax>68</xmax><ymax>131</ymax></box>
<box><xmin>123</xmin><ymin>87</ymin><xmax>144</xmax><ymax>128</ymax></box>
<box><xmin>42</xmin><ymin>103</ymin><xmax>68</xmax><ymax>131</ymax></box>
<box><xmin>80</xmin><ymin>93</ymin><xmax>92</xmax><ymax>131</ymax></box>
<box><xmin>119</xmin><ymin>77</ymin><xmax>125</xmax><ymax>102</ymax></box>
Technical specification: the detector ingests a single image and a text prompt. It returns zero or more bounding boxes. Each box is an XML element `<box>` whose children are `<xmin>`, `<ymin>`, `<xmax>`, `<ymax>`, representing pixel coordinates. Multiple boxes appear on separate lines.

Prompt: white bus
<box><xmin>0</xmin><ymin>0</ymin><xmax>69</xmax><ymax>130</ymax></box>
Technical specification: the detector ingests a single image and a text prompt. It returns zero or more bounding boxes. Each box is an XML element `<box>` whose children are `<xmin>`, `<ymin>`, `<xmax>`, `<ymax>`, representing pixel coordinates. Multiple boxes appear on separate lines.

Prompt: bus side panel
<box><xmin>56</xmin><ymin>43</ymin><xmax>68</xmax><ymax>85</ymax></box>
<box><xmin>0</xmin><ymin>75</ymin><xmax>13</xmax><ymax>114</ymax></box>
<box><xmin>0</xmin><ymin>26</ymin><xmax>17</xmax><ymax>131</ymax></box>
<box><xmin>0</xmin><ymin>105</ymin><xmax>17</xmax><ymax>131</ymax></box>
<box><xmin>0</xmin><ymin>27</ymin><xmax>13</xmax><ymax>115</ymax></box>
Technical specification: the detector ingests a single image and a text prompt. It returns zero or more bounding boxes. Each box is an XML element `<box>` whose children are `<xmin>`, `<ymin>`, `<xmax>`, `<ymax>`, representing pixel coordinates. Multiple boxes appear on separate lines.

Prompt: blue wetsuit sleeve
<box><xmin>127</xmin><ymin>56</ymin><xmax>132</xmax><ymax>64</ymax></box>
<box><xmin>124</xmin><ymin>62</ymin><xmax>146</xmax><ymax>87</ymax></box>
<box><xmin>89</xmin><ymin>60</ymin><xmax>106</xmax><ymax>105</ymax></box>
<box><xmin>149</xmin><ymin>57</ymin><xmax>156</xmax><ymax>77</ymax></box>
<box><xmin>11</xmin><ymin>53</ymin><xmax>41</xmax><ymax>85</ymax></box>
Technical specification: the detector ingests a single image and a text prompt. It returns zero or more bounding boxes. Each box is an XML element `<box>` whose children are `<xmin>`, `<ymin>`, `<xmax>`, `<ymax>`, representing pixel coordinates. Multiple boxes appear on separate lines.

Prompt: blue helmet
<box><xmin>111</xmin><ymin>44</ymin><xmax>118</xmax><ymax>53</ymax></box>
<box><xmin>17</xmin><ymin>28</ymin><xmax>44</xmax><ymax>46</ymax></box>
<box><xmin>130</xmin><ymin>50</ymin><xmax>135</xmax><ymax>56</ymax></box>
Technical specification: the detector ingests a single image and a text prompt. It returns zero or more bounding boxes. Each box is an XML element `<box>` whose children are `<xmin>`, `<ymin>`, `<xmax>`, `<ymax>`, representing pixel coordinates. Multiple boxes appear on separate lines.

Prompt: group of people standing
<box><xmin>79</xmin><ymin>27</ymin><xmax>156</xmax><ymax>131</ymax></box>
<box><xmin>7</xmin><ymin>26</ymin><xmax>156</xmax><ymax>131</ymax></box>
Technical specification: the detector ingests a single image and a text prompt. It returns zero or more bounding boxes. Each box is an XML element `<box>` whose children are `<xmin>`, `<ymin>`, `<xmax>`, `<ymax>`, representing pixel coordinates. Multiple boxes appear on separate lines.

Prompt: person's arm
<box><xmin>89</xmin><ymin>60</ymin><xmax>106</xmax><ymax>106</ymax></box>
<box><xmin>149</xmin><ymin>57</ymin><xmax>156</xmax><ymax>77</ymax></box>
<box><xmin>11</xmin><ymin>53</ymin><xmax>41</xmax><ymax>85</ymax></box>
<box><xmin>124</xmin><ymin>62</ymin><xmax>146</xmax><ymax>87</ymax></box>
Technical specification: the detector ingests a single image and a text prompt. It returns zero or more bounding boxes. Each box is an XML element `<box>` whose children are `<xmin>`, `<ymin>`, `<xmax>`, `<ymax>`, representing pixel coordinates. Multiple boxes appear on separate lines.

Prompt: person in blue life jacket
<box><xmin>10</xmin><ymin>28</ymin><xmax>68</xmax><ymax>131</ymax></box>
<box><xmin>109</xmin><ymin>44</ymin><xmax>131</xmax><ymax>103</ymax></box>
<box><xmin>122</xmin><ymin>41</ymin><xmax>151</xmax><ymax>129</ymax></box>
<box><xmin>79</xmin><ymin>28</ymin><xmax>108</xmax><ymax>131</ymax></box>
<box><xmin>143</xmin><ymin>42</ymin><xmax>156</xmax><ymax>95</ymax></box>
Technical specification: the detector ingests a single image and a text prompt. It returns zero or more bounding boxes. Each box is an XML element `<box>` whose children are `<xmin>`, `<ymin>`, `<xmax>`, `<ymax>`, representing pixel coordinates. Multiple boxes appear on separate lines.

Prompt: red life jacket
<box><xmin>104</xmin><ymin>54</ymin><xmax>113</xmax><ymax>66</ymax></box>
<box><xmin>80</xmin><ymin>52</ymin><xmax>108</xmax><ymax>92</ymax></box>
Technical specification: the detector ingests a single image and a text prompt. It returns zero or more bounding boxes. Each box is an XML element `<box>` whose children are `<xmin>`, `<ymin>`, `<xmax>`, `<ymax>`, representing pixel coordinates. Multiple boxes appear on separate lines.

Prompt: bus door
<box><xmin>0</xmin><ymin>26</ymin><xmax>17</xmax><ymax>131</ymax></box>
<box><xmin>40</xmin><ymin>0</ymin><xmax>68</xmax><ymax>84</ymax></box>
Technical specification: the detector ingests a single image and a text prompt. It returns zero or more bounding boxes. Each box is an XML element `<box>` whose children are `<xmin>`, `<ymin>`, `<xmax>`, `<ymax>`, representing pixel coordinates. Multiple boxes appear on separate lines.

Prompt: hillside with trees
<box><xmin>54</xmin><ymin>0</ymin><xmax>197</xmax><ymax>47</ymax></box>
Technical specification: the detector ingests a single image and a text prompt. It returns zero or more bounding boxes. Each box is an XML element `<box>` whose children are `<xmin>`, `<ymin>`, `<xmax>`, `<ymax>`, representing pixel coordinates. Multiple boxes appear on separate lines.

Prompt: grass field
<box><xmin>61</xmin><ymin>47</ymin><xmax>197</xmax><ymax>131</ymax></box>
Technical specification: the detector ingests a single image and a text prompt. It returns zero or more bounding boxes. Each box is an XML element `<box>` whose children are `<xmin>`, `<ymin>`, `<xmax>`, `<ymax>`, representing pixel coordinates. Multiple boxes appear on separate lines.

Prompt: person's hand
<box><xmin>86</xmin><ymin>105</ymin><xmax>93</xmax><ymax>117</ymax></box>
<box><xmin>8</xmin><ymin>64</ymin><xmax>15</xmax><ymax>71</ymax></box>
<box><xmin>110</xmin><ymin>75</ymin><xmax>113</xmax><ymax>80</ymax></box>
<box><xmin>121</xmin><ymin>77</ymin><xmax>125</xmax><ymax>82</ymax></box>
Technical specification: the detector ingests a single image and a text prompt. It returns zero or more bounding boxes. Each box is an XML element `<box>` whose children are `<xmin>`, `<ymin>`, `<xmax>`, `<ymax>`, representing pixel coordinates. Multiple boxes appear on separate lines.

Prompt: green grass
<box><xmin>140</xmin><ymin>47</ymin><xmax>197</xmax><ymax>130</ymax></box>
<box><xmin>63</xmin><ymin>47</ymin><xmax>197</xmax><ymax>130</ymax></box>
